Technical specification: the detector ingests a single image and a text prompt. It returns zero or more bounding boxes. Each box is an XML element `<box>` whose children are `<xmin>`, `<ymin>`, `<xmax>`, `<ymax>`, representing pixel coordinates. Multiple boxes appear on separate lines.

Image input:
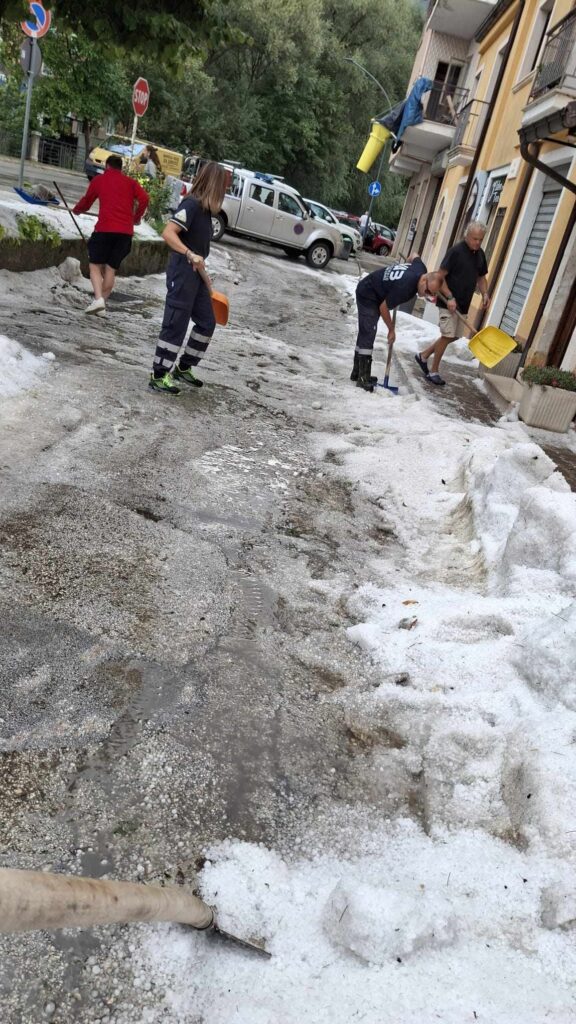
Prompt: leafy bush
<box><xmin>522</xmin><ymin>365</ymin><xmax>576</xmax><ymax>392</ymax></box>
<box><xmin>16</xmin><ymin>214</ymin><xmax>61</xmax><ymax>247</ymax></box>
<box><xmin>149</xmin><ymin>215</ymin><xmax>167</xmax><ymax>236</ymax></box>
<box><xmin>126</xmin><ymin>170</ymin><xmax>172</xmax><ymax>223</ymax></box>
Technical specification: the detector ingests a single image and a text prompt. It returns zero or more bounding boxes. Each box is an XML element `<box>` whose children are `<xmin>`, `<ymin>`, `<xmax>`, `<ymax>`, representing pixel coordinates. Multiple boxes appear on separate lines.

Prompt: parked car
<box><xmin>332</xmin><ymin>210</ymin><xmax>362</xmax><ymax>233</ymax></box>
<box><xmin>212</xmin><ymin>170</ymin><xmax>346</xmax><ymax>268</ymax></box>
<box><xmin>373</xmin><ymin>222</ymin><xmax>396</xmax><ymax>242</ymax></box>
<box><xmin>304</xmin><ymin>199</ymin><xmax>362</xmax><ymax>255</ymax></box>
<box><xmin>363</xmin><ymin>224</ymin><xmax>394</xmax><ymax>256</ymax></box>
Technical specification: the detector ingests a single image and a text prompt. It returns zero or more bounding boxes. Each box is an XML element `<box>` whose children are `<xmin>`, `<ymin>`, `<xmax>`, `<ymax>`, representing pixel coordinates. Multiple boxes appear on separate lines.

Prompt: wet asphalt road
<box><xmin>0</xmin><ymin>238</ymin><xmax>391</xmax><ymax>1021</ymax></box>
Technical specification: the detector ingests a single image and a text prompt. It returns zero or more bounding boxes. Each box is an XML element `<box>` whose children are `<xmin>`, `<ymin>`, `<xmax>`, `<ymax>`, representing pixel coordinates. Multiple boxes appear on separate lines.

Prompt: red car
<box><xmin>332</xmin><ymin>211</ymin><xmax>394</xmax><ymax>256</ymax></box>
<box><xmin>363</xmin><ymin>225</ymin><xmax>393</xmax><ymax>256</ymax></box>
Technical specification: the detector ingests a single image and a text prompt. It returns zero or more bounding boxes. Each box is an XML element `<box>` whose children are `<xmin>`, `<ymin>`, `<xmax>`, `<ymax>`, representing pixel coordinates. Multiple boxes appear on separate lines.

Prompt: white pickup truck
<box><xmin>211</xmin><ymin>170</ymin><xmax>347</xmax><ymax>269</ymax></box>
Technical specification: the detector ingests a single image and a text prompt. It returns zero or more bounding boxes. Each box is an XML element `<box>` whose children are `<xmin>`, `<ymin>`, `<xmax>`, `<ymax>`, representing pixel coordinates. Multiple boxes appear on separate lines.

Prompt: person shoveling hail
<box><xmin>415</xmin><ymin>221</ymin><xmax>490</xmax><ymax>386</ymax></box>
<box><xmin>352</xmin><ymin>257</ymin><xmax>441</xmax><ymax>392</ymax></box>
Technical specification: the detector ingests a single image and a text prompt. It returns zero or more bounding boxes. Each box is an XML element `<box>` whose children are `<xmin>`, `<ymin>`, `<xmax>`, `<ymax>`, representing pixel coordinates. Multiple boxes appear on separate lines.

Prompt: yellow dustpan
<box><xmin>468</xmin><ymin>326</ymin><xmax>516</xmax><ymax>368</ymax></box>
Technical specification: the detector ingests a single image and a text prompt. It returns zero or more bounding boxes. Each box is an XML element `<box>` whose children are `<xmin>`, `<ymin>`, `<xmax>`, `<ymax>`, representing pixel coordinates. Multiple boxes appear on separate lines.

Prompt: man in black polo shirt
<box><xmin>415</xmin><ymin>222</ymin><xmax>490</xmax><ymax>386</ymax></box>
<box><xmin>353</xmin><ymin>257</ymin><xmax>441</xmax><ymax>392</ymax></box>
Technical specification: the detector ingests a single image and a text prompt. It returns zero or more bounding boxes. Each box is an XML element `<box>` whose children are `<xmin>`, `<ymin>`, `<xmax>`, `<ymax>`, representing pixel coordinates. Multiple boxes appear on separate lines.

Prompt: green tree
<box><xmin>0</xmin><ymin>23</ymin><xmax>129</xmax><ymax>154</ymax></box>
<box><xmin>38</xmin><ymin>30</ymin><xmax>129</xmax><ymax>154</ymax></box>
<box><xmin>0</xmin><ymin>2</ymin><xmax>234</xmax><ymax>58</ymax></box>
<box><xmin>0</xmin><ymin>22</ymin><xmax>28</xmax><ymax>138</ymax></box>
<box><xmin>1</xmin><ymin>0</ymin><xmax>422</xmax><ymax>226</ymax></box>
<box><xmin>163</xmin><ymin>0</ymin><xmax>423</xmax><ymax>224</ymax></box>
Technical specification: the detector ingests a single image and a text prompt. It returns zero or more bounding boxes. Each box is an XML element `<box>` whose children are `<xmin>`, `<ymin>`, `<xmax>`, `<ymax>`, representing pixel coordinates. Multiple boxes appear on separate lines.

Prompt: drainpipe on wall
<box><xmin>519</xmin><ymin>138</ymin><xmax>576</xmax><ymax>194</ymax></box>
<box><xmin>447</xmin><ymin>0</ymin><xmax>526</xmax><ymax>248</ymax></box>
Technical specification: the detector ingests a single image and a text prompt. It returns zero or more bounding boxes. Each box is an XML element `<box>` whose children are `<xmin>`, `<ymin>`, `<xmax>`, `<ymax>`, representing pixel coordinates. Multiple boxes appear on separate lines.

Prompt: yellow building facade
<box><xmin>390</xmin><ymin>0</ymin><xmax>576</xmax><ymax>369</ymax></box>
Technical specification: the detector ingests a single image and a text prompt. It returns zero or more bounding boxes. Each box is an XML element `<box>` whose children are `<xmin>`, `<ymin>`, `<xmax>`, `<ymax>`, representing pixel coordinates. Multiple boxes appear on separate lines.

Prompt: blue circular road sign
<box><xmin>368</xmin><ymin>180</ymin><xmax>382</xmax><ymax>197</ymax></box>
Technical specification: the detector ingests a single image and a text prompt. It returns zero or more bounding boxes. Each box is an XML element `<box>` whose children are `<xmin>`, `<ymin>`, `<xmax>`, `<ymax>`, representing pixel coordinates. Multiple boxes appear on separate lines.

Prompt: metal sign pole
<box><xmin>18</xmin><ymin>38</ymin><xmax>36</xmax><ymax>190</ymax></box>
<box><xmin>363</xmin><ymin>141</ymin><xmax>389</xmax><ymax>238</ymax></box>
<box><xmin>130</xmin><ymin>114</ymin><xmax>138</xmax><ymax>164</ymax></box>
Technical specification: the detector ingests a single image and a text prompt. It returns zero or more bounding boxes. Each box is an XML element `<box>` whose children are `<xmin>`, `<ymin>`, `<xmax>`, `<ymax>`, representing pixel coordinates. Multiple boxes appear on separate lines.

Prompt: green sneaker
<box><xmin>148</xmin><ymin>372</ymin><xmax>181</xmax><ymax>395</ymax></box>
<box><xmin>174</xmin><ymin>365</ymin><xmax>203</xmax><ymax>388</ymax></box>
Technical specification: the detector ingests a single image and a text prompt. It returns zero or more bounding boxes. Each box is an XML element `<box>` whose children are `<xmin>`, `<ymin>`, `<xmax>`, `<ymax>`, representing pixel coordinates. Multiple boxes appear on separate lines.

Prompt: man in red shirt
<box><xmin>73</xmin><ymin>155</ymin><xmax>149</xmax><ymax>315</ymax></box>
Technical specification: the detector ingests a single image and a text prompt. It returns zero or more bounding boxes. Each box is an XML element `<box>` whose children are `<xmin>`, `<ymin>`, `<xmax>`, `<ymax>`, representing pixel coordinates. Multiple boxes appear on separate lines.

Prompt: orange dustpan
<box><xmin>211</xmin><ymin>290</ymin><xmax>229</xmax><ymax>326</ymax></box>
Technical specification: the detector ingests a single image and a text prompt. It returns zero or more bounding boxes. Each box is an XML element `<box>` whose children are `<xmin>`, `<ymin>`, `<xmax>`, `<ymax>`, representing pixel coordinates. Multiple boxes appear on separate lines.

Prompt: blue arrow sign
<box><xmin>368</xmin><ymin>180</ymin><xmax>381</xmax><ymax>197</ymax></box>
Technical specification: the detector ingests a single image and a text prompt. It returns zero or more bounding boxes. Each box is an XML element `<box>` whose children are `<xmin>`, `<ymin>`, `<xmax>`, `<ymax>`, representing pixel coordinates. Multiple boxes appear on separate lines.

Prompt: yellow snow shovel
<box><xmin>455</xmin><ymin>311</ymin><xmax>517</xmax><ymax>368</ymax></box>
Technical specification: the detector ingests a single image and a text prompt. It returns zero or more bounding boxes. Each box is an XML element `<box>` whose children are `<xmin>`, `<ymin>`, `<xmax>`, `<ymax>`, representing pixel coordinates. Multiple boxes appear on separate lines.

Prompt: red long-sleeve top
<box><xmin>73</xmin><ymin>168</ymin><xmax>149</xmax><ymax>235</ymax></box>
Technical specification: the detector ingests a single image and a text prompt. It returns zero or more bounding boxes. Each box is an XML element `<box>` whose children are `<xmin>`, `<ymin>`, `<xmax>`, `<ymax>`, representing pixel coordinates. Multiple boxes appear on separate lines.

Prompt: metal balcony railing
<box><xmin>531</xmin><ymin>8</ymin><xmax>576</xmax><ymax>99</ymax></box>
<box><xmin>424</xmin><ymin>81</ymin><xmax>469</xmax><ymax>125</ymax></box>
<box><xmin>451</xmin><ymin>98</ymin><xmax>490</xmax><ymax>149</ymax></box>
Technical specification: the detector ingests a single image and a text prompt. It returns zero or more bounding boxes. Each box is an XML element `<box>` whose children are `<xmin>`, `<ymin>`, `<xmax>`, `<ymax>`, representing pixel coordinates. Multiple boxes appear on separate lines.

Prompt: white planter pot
<box><xmin>486</xmin><ymin>352</ymin><xmax>522</xmax><ymax>379</ymax></box>
<box><xmin>480</xmin><ymin>353</ymin><xmax>521</xmax><ymax>381</ymax></box>
<box><xmin>519</xmin><ymin>381</ymin><xmax>576</xmax><ymax>432</ymax></box>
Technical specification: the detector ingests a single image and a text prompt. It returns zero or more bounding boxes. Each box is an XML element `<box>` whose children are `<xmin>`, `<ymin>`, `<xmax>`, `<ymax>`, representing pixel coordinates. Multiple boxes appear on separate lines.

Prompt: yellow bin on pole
<box><xmin>357</xmin><ymin>122</ymin><xmax>391</xmax><ymax>173</ymax></box>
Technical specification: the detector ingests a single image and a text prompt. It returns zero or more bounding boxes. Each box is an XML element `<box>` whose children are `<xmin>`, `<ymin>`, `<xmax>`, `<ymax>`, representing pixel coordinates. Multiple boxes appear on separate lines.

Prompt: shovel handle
<box><xmin>384</xmin><ymin>341</ymin><xmax>394</xmax><ymax>378</ymax></box>
<box><xmin>0</xmin><ymin>867</ymin><xmax>214</xmax><ymax>934</ymax></box>
<box><xmin>453</xmin><ymin>308</ymin><xmax>476</xmax><ymax>335</ymax></box>
<box><xmin>53</xmin><ymin>181</ymin><xmax>86</xmax><ymax>241</ymax></box>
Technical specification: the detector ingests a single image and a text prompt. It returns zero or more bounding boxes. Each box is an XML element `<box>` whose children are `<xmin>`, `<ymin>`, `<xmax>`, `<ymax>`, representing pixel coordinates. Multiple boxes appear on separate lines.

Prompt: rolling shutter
<box><xmin>500</xmin><ymin>176</ymin><xmax>564</xmax><ymax>336</ymax></box>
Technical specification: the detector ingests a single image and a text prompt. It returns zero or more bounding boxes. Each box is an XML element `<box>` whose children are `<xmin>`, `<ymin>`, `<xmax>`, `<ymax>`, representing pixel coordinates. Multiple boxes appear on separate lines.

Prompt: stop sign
<box><xmin>132</xmin><ymin>77</ymin><xmax>150</xmax><ymax>118</ymax></box>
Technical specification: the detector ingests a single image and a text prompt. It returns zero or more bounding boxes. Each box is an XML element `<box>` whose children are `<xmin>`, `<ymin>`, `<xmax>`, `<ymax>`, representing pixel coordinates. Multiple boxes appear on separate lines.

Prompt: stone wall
<box><xmin>0</xmin><ymin>238</ymin><xmax>168</xmax><ymax>277</ymax></box>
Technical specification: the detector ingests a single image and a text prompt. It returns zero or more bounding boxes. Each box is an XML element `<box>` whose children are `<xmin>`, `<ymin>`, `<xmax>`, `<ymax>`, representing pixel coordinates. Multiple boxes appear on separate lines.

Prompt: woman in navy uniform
<box><xmin>149</xmin><ymin>161</ymin><xmax>228</xmax><ymax>395</ymax></box>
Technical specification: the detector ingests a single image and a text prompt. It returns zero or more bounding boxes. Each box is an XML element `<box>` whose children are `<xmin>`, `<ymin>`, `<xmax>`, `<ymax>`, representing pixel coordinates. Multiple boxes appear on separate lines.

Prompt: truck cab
<box><xmin>211</xmin><ymin>170</ymin><xmax>346</xmax><ymax>269</ymax></box>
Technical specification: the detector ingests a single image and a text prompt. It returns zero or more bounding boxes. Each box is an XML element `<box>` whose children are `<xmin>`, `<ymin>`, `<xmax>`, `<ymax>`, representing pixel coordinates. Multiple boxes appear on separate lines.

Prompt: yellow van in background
<box><xmin>85</xmin><ymin>135</ymin><xmax>183</xmax><ymax>179</ymax></box>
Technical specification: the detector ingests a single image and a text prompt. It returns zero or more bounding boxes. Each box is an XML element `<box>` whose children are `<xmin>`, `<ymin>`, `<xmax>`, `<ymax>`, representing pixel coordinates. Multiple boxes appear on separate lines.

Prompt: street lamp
<box><xmin>344</xmin><ymin>57</ymin><xmax>396</xmax><ymax>238</ymax></box>
<box><xmin>343</xmin><ymin>56</ymin><xmax>394</xmax><ymax>118</ymax></box>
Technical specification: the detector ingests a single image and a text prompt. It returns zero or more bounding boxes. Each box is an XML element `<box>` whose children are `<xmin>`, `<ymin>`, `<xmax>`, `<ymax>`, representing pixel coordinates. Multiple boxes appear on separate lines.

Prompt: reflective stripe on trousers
<box><xmin>152</xmin><ymin>261</ymin><xmax>216</xmax><ymax>372</ymax></box>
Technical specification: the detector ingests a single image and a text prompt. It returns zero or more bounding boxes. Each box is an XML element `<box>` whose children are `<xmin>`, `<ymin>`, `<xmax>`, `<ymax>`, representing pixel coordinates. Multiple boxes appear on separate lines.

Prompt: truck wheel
<box><xmin>283</xmin><ymin>248</ymin><xmax>301</xmax><ymax>260</ymax></box>
<box><xmin>306</xmin><ymin>241</ymin><xmax>332</xmax><ymax>269</ymax></box>
<box><xmin>211</xmin><ymin>214</ymin><xmax>226</xmax><ymax>241</ymax></box>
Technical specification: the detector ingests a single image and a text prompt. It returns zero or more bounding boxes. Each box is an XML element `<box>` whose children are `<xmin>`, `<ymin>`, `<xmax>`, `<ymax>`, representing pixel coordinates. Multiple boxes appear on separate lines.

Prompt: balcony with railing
<box><xmin>424</xmin><ymin>81</ymin><xmax>469</xmax><ymax>125</ymax></box>
<box><xmin>392</xmin><ymin>81</ymin><xmax>469</xmax><ymax>171</ymax></box>
<box><xmin>523</xmin><ymin>8</ymin><xmax>576</xmax><ymax>127</ymax></box>
<box><xmin>447</xmin><ymin>98</ymin><xmax>490</xmax><ymax>165</ymax></box>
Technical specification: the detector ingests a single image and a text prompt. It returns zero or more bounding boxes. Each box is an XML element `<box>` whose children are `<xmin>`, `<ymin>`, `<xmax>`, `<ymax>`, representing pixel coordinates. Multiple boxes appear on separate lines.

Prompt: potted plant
<box><xmin>519</xmin><ymin>365</ymin><xmax>576</xmax><ymax>432</ymax></box>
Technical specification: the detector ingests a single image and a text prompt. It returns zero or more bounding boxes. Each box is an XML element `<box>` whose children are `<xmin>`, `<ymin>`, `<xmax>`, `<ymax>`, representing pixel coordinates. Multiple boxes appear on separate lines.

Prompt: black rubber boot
<box><xmin>356</xmin><ymin>355</ymin><xmax>375</xmax><ymax>392</ymax></box>
<box><xmin>351</xmin><ymin>353</ymin><xmax>377</xmax><ymax>384</ymax></box>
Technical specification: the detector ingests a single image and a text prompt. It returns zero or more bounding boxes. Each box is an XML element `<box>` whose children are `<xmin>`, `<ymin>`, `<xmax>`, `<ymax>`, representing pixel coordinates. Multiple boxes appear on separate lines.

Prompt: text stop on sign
<box><xmin>132</xmin><ymin>78</ymin><xmax>150</xmax><ymax>118</ymax></box>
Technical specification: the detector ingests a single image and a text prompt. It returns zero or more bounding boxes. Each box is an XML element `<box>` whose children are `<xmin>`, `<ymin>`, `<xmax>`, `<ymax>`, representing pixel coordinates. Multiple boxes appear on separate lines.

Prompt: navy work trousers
<box><xmin>152</xmin><ymin>255</ymin><xmax>216</xmax><ymax>375</ymax></box>
<box><xmin>355</xmin><ymin>293</ymin><xmax>381</xmax><ymax>356</ymax></box>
